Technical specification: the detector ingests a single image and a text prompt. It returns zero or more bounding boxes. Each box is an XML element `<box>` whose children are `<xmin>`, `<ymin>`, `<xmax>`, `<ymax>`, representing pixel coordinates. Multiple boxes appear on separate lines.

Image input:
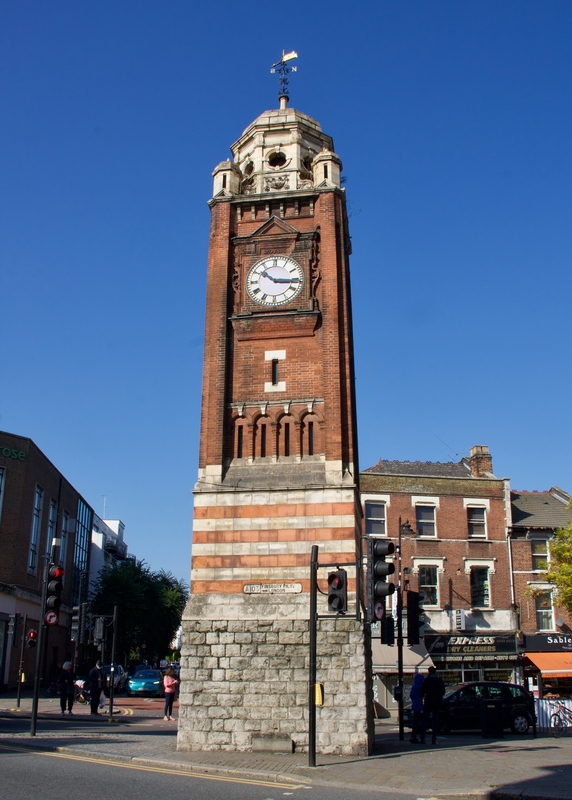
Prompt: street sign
<box><xmin>44</xmin><ymin>611</ymin><xmax>59</xmax><ymax>626</ymax></box>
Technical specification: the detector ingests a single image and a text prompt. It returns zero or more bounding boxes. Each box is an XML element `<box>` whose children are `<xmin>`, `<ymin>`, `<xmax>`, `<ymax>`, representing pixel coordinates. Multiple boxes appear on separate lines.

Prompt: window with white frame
<box><xmin>535</xmin><ymin>592</ymin><xmax>554</xmax><ymax>630</ymax></box>
<box><xmin>29</xmin><ymin>485</ymin><xmax>44</xmax><ymax>573</ymax></box>
<box><xmin>531</xmin><ymin>540</ymin><xmax>549</xmax><ymax>572</ymax></box>
<box><xmin>365</xmin><ymin>502</ymin><xmax>386</xmax><ymax>535</ymax></box>
<box><xmin>416</xmin><ymin>505</ymin><xmax>436</xmax><ymax>537</ymax></box>
<box><xmin>419</xmin><ymin>565</ymin><xmax>439</xmax><ymax>606</ymax></box>
<box><xmin>467</xmin><ymin>506</ymin><xmax>486</xmax><ymax>539</ymax></box>
<box><xmin>470</xmin><ymin>566</ymin><xmax>490</xmax><ymax>608</ymax></box>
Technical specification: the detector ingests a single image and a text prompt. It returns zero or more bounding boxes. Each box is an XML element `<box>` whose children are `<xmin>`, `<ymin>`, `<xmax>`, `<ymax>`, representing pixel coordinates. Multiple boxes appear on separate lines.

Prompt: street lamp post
<box><xmin>396</xmin><ymin>516</ymin><xmax>415</xmax><ymax>742</ymax></box>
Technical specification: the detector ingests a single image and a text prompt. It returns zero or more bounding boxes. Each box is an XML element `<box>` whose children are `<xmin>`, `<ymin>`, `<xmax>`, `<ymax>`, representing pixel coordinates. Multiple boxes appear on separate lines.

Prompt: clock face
<box><xmin>246</xmin><ymin>256</ymin><xmax>304</xmax><ymax>306</ymax></box>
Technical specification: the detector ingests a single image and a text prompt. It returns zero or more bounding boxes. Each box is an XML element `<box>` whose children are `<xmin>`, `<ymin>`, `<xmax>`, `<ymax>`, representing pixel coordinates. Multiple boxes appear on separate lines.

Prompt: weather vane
<box><xmin>270</xmin><ymin>50</ymin><xmax>298</xmax><ymax>108</ymax></box>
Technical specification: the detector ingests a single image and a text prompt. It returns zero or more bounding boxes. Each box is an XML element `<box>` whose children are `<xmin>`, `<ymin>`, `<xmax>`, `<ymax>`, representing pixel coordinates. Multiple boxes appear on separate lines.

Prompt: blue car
<box><xmin>127</xmin><ymin>669</ymin><xmax>164</xmax><ymax>697</ymax></box>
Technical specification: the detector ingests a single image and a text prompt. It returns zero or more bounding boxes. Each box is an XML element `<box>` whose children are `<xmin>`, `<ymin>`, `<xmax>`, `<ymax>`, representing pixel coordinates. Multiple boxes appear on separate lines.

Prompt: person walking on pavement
<box><xmin>421</xmin><ymin>665</ymin><xmax>446</xmax><ymax>744</ymax></box>
<box><xmin>58</xmin><ymin>661</ymin><xmax>76</xmax><ymax>716</ymax></box>
<box><xmin>89</xmin><ymin>660</ymin><xmax>106</xmax><ymax>715</ymax></box>
<box><xmin>163</xmin><ymin>666</ymin><xmax>178</xmax><ymax>721</ymax></box>
<box><xmin>409</xmin><ymin>672</ymin><xmax>425</xmax><ymax>743</ymax></box>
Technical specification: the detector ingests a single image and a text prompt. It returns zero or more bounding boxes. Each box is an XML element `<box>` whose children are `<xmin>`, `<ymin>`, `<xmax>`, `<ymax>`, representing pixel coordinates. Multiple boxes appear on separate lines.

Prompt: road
<box><xmin>0</xmin><ymin>741</ymin><xmax>417</xmax><ymax>800</ymax></box>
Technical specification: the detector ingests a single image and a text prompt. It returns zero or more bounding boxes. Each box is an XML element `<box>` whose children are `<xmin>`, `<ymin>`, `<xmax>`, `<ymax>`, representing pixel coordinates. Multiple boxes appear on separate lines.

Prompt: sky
<box><xmin>1</xmin><ymin>1</ymin><xmax>571</xmax><ymax>582</ymax></box>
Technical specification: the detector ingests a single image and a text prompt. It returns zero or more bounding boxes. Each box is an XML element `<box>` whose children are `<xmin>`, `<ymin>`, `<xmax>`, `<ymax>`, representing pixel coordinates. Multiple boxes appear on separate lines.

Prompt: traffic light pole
<box><xmin>108</xmin><ymin>605</ymin><xmax>118</xmax><ymax>721</ymax></box>
<box><xmin>308</xmin><ymin>545</ymin><xmax>318</xmax><ymax>768</ymax></box>
<box><xmin>31</xmin><ymin>555</ymin><xmax>50</xmax><ymax>736</ymax></box>
<box><xmin>16</xmin><ymin>614</ymin><xmax>28</xmax><ymax>709</ymax></box>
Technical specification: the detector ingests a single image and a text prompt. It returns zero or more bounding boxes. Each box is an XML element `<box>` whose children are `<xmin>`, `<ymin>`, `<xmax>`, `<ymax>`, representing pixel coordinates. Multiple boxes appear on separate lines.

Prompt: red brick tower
<box><xmin>178</xmin><ymin>95</ymin><xmax>370</xmax><ymax>755</ymax></box>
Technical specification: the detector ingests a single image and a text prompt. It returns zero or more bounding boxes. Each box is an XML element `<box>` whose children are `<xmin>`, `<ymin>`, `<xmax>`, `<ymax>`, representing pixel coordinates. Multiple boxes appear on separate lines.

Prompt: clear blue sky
<box><xmin>1</xmin><ymin>1</ymin><xmax>571</xmax><ymax>581</ymax></box>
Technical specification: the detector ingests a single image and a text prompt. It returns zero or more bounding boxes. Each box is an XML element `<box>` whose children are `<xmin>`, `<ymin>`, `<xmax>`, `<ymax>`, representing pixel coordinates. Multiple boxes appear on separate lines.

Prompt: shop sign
<box><xmin>425</xmin><ymin>633</ymin><xmax>518</xmax><ymax>662</ymax></box>
<box><xmin>523</xmin><ymin>634</ymin><xmax>572</xmax><ymax>652</ymax></box>
<box><xmin>0</xmin><ymin>446</ymin><xmax>26</xmax><ymax>460</ymax></box>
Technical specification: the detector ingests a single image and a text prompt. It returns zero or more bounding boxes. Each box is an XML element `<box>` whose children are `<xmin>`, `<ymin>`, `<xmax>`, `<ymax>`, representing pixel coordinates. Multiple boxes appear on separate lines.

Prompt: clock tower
<box><xmin>178</xmin><ymin>84</ymin><xmax>372</xmax><ymax>756</ymax></box>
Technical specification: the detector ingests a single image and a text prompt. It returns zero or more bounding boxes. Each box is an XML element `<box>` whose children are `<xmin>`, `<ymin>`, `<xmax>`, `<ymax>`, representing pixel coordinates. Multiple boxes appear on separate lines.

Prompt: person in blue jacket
<box><xmin>409</xmin><ymin>672</ymin><xmax>425</xmax><ymax>743</ymax></box>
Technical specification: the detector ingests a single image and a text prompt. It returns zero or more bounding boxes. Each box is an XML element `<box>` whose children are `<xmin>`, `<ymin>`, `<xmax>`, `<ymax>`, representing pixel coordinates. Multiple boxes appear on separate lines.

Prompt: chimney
<box><xmin>469</xmin><ymin>445</ymin><xmax>493</xmax><ymax>477</ymax></box>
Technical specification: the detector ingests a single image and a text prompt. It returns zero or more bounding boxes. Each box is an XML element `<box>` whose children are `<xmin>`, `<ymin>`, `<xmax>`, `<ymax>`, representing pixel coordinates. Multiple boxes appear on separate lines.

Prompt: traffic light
<box><xmin>45</xmin><ymin>565</ymin><xmax>65</xmax><ymax>613</ymax></box>
<box><xmin>93</xmin><ymin>616</ymin><xmax>105</xmax><ymax>644</ymax></box>
<box><xmin>366</xmin><ymin>538</ymin><xmax>396</xmax><ymax>623</ymax></box>
<box><xmin>79</xmin><ymin>603</ymin><xmax>88</xmax><ymax>644</ymax></box>
<box><xmin>381</xmin><ymin>614</ymin><xmax>395</xmax><ymax>646</ymax></box>
<box><xmin>27</xmin><ymin>629</ymin><xmax>38</xmax><ymax>648</ymax></box>
<box><xmin>8</xmin><ymin>613</ymin><xmax>20</xmax><ymax>647</ymax></box>
<box><xmin>327</xmin><ymin>569</ymin><xmax>348</xmax><ymax>613</ymax></box>
<box><xmin>71</xmin><ymin>606</ymin><xmax>80</xmax><ymax>641</ymax></box>
<box><xmin>407</xmin><ymin>590</ymin><xmax>426</xmax><ymax>645</ymax></box>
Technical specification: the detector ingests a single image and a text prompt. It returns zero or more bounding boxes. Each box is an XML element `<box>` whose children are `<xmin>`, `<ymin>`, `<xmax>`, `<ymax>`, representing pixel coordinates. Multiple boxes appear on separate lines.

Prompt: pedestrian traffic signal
<box><xmin>407</xmin><ymin>590</ymin><xmax>426</xmax><ymax>645</ymax></box>
<box><xmin>45</xmin><ymin>565</ymin><xmax>65</xmax><ymax>612</ymax></box>
<box><xmin>327</xmin><ymin>569</ymin><xmax>348</xmax><ymax>613</ymax></box>
<box><xmin>366</xmin><ymin>538</ymin><xmax>396</xmax><ymax>623</ymax></box>
<box><xmin>26</xmin><ymin>629</ymin><xmax>38</xmax><ymax>648</ymax></box>
<box><xmin>71</xmin><ymin>602</ymin><xmax>88</xmax><ymax>644</ymax></box>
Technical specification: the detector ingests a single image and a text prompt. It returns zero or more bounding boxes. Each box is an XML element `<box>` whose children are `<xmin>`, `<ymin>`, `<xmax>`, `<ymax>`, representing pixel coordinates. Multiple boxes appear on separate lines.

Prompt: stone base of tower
<box><xmin>177</xmin><ymin>594</ymin><xmax>373</xmax><ymax>755</ymax></box>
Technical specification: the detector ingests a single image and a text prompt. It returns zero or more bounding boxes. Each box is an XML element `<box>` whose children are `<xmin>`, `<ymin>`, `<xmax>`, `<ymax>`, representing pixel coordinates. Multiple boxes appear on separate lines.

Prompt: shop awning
<box><xmin>524</xmin><ymin>652</ymin><xmax>572</xmax><ymax>678</ymax></box>
<box><xmin>372</xmin><ymin>640</ymin><xmax>434</xmax><ymax>673</ymax></box>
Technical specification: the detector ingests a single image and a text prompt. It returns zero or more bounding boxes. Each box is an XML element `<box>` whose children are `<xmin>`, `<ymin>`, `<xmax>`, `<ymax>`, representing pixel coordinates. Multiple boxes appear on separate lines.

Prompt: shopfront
<box><xmin>425</xmin><ymin>633</ymin><xmax>519</xmax><ymax>684</ymax></box>
<box><xmin>371</xmin><ymin>640</ymin><xmax>434</xmax><ymax>718</ymax></box>
<box><xmin>522</xmin><ymin>633</ymin><xmax>572</xmax><ymax>698</ymax></box>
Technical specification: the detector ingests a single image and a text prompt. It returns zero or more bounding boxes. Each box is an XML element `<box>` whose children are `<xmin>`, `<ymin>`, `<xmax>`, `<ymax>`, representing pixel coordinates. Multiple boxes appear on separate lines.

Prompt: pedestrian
<box><xmin>421</xmin><ymin>665</ymin><xmax>446</xmax><ymax>744</ymax></box>
<box><xmin>58</xmin><ymin>661</ymin><xmax>76</xmax><ymax>716</ymax></box>
<box><xmin>162</xmin><ymin>666</ymin><xmax>178</xmax><ymax>721</ymax></box>
<box><xmin>89</xmin><ymin>660</ymin><xmax>107</xmax><ymax>715</ymax></box>
<box><xmin>409</xmin><ymin>672</ymin><xmax>425</xmax><ymax>743</ymax></box>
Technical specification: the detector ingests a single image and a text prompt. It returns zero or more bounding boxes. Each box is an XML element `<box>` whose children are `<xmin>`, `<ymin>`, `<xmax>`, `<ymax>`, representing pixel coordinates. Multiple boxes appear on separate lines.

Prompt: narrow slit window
<box><xmin>284</xmin><ymin>423</ymin><xmax>290</xmax><ymax>457</ymax></box>
<box><xmin>271</xmin><ymin>359</ymin><xmax>279</xmax><ymax>385</ymax></box>
<box><xmin>308</xmin><ymin>421</ymin><xmax>314</xmax><ymax>456</ymax></box>
<box><xmin>237</xmin><ymin>426</ymin><xmax>243</xmax><ymax>458</ymax></box>
<box><xmin>260</xmin><ymin>425</ymin><xmax>266</xmax><ymax>458</ymax></box>
<box><xmin>323</xmin><ymin>164</ymin><xmax>328</xmax><ymax>180</ymax></box>
<box><xmin>222</xmin><ymin>174</ymin><xmax>227</xmax><ymax>189</ymax></box>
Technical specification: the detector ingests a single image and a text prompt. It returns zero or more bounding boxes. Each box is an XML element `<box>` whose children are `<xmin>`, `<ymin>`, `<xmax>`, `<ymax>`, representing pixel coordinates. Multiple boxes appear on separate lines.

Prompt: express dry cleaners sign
<box><xmin>0</xmin><ymin>445</ymin><xmax>26</xmax><ymax>460</ymax></box>
<box><xmin>425</xmin><ymin>633</ymin><xmax>518</xmax><ymax>662</ymax></box>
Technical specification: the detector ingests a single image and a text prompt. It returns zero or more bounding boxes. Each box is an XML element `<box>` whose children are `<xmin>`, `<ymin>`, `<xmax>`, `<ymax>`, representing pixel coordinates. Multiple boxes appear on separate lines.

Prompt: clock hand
<box><xmin>261</xmin><ymin>270</ymin><xmax>279</xmax><ymax>283</ymax></box>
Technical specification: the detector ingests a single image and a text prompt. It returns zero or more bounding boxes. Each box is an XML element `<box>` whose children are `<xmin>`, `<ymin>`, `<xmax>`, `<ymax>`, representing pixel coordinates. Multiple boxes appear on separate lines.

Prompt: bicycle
<box><xmin>549</xmin><ymin>700</ymin><xmax>572</xmax><ymax>737</ymax></box>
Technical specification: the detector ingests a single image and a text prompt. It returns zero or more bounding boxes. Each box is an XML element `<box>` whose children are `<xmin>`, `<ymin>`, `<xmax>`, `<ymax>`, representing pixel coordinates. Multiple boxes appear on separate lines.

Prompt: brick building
<box><xmin>0</xmin><ymin>430</ymin><xmax>94</xmax><ymax>691</ymax></box>
<box><xmin>361</xmin><ymin>445</ymin><xmax>519</xmax><ymax>714</ymax></box>
<box><xmin>509</xmin><ymin>487</ymin><xmax>572</xmax><ymax>697</ymax></box>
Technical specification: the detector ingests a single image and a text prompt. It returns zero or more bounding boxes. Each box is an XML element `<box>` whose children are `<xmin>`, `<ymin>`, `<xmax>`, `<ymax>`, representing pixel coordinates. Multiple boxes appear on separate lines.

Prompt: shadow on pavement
<box><xmin>488</xmin><ymin>762</ymin><xmax>572</xmax><ymax>800</ymax></box>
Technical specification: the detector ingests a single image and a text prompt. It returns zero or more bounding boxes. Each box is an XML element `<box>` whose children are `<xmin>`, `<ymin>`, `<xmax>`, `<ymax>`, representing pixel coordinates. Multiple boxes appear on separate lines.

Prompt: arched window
<box><xmin>254</xmin><ymin>418</ymin><xmax>268</xmax><ymax>459</ymax></box>
<box><xmin>301</xmin><ymin>414</ymin><xmax>320</xmax><ymax>457</ymax></box>
<box><xmin>278</xmin><ymin>415</ymin><xmax>295</xmax><ymax>458</ymax></box>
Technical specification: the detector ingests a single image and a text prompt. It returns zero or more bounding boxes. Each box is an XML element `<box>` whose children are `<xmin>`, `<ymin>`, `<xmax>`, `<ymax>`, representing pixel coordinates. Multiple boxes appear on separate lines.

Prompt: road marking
<box><xmin>0</xmin><ymin>743</ymin><xmax>305</xmax><ymax>788</ymax></box>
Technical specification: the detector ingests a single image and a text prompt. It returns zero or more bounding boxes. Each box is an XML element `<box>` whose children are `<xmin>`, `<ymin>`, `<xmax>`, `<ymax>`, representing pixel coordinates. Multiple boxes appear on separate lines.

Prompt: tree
<box><xmin>90</xmin><ymin>561</ymin><xmax>188</xmax><ymax>664</ymax></box>
<box><xmin>545</xmin><ymin>513</ymin><xmax>572</xmax><ymax>613</ymax></box>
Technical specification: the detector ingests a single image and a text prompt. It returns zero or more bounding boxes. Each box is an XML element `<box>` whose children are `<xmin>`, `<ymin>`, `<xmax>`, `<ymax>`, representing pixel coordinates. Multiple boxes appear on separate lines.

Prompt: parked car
<box><xmin>104</xmin><ymin>664</ymin><xmax>128</xmax><ymax>694</ymax></box>
<box><xmin>127</xmin><ymin>669</ymin><xmax>164</xmax><ymax>697</ymax></box>
<box><xmin>403</xmin><ymin>681</ymin><xmax>535</xmax><ymax>735</ymax></box>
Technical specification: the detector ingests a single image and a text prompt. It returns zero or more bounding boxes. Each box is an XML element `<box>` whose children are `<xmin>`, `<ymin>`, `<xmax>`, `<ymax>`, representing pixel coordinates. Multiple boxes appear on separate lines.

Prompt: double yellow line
<box><xmin>0</xmin><ymin>743</ymin><xmax>304</xmax><ymax>788</ymax></box>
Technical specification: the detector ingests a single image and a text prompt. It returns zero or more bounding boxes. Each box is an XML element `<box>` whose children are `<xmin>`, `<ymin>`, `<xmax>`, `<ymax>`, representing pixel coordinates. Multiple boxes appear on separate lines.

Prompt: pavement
<box><xmin>1</xmin><ymin>694</ymin><xmax>571</xmax><ymax>800</ymax></box>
